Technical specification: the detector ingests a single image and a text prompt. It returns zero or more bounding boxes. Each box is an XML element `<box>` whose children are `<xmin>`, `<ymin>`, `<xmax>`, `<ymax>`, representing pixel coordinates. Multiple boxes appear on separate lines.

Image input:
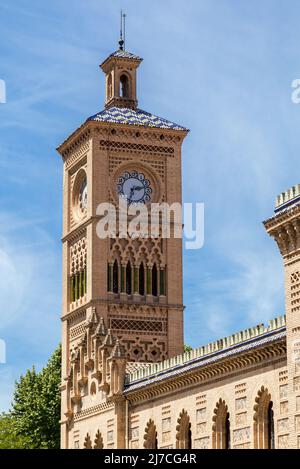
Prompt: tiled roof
<box><xmin>275</xmin><ymin>195</ymin><xmax>300</xmax><ymax>214</ymax></box>
<box><xmin>108</xmin><ymin>50</ymin><xmax>142</xmax><ymax>61</ymax></box>
<box><xmin>264</xmin><ymin>199</ymin><xmax>300</xmax><ymax>224</ymax></box>
<box><xmin>100</xmin><ymin>50</ymin><xmax>142</xmax><ymax>68</ymax></box>
<box><xmin>87</xmin><ymin>106</ymin><xmax>188</xmax><ymax>131</ymax></box>
<box><xmin>125</xmin><ymin>328</ymin><xmax>286</xmax><ymax>394</ymax></box>
<box><xmin>124</xmin><ymin>327</ymin><xmax>286</xmax><ymax>393</ymax></box>
<box><xmin>126</xmin><ymin>362</ymin><xmax>152</xmax><ymax>375</ymax></box>
<box><xmin>124</xmin><ymin>315</ymin><xmax>286</xmax><ymax>391</ymax></box>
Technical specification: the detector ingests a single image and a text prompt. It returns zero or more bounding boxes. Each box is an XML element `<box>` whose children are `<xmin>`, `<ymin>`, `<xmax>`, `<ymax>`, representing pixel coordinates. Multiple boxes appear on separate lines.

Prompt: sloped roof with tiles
<box><xmin>125</xmin><ymin>362</ymin><xmax>152</xmax><ymax>375</ymax></box>
<box><xmin>124</xmin><ymin>315</ymin><xmax>286</xmax><ymax>393</ymax></box>
<box><xmin>87</xmin><ymin>106</ymin><xmax>188</xmax><ymax>131</ymax></box>
<box><xmin>101</xmin><ymin>49</ymin><xmax>142</xmax><ymax>63</ymax></box>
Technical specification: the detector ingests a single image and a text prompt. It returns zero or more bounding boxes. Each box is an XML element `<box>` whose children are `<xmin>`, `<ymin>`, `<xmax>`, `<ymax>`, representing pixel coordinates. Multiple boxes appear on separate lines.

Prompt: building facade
<box><xmin>58</xmin><ymin>44</ymin><xmax>300</xmax><ymax>449</ymax></box>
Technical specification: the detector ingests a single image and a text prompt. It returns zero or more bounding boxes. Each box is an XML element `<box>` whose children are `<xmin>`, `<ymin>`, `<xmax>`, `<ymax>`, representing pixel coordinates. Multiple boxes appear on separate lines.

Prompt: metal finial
<box><xmin>118</xmin><ymin>10</ymin><xmax>126</xmax><ymax>50</ymax></box>
<box><xmin>123</xmin><ymin>12</ymin><xmax>126</xmax><ymax>50</ymax></box>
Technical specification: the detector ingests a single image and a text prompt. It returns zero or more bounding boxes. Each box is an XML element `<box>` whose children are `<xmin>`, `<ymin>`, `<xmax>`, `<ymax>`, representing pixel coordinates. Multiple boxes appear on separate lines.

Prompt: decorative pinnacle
<box><xmin>93</xmin><ymin>317</ymin><xmax>107</xmax><ymax>338</ymax></box>
<box><xmin>103</xmin><ymin>329</ymin><xmax>115</xmax><ymax>347</ymax></box>
<box><xmin>86</xmin><ymin>307</ymin><xmax>98</xmax><ymax>329</ymax></box>
<box><xmin>111</xmin><ymin>339</ymin><xmax>126</xmax><ymax>359</ymax></box>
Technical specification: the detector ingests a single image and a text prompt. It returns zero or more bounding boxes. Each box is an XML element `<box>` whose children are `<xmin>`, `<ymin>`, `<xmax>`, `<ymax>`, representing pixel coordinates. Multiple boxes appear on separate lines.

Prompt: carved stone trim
<box><xmin>60</xmin><ymin>129</ymin><xmax>91</xmax><ymax>161</ymax></box>
<box><xmin>74</xmin><ymin>401</ymin><xmax>114</xmax><ymax>421</ymax></box>
<box><xmin>124</xmin><ymin>344</ymin><xmax>286</xmax><ymax>404</ymax></box>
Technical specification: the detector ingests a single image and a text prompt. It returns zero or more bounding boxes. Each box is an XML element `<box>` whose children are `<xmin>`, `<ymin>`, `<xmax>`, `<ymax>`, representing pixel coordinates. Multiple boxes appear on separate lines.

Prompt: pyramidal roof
<box><xmin>87</xmin><ymin>106</ymin><xmax>188</xmax><ymax>131</ymax></box>
<box><xmin>100</xmin><ymin>49</ymin><xmax>142</xmax><ymax>68</ymax></box>
<box><xmin>107</xmin><ymin>49</ymin><xmax>142</xmax><ymax>61</ymax></box>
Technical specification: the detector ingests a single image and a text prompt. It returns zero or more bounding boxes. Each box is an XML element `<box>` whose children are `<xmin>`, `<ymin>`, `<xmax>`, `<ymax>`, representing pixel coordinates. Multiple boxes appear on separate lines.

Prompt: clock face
<box><xmin>117</xmin><ymin>171</ymin><xmax>152</xmax><ymax>205</ymax></box>
<box><xmin>79</xmin><ymin>177</ymin><xmax>87</xmax><ymax>212</ymax></box>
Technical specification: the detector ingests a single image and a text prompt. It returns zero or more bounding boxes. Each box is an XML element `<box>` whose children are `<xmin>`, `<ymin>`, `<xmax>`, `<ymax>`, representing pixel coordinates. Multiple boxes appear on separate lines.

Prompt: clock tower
<box><xmin>58</xmin><ymin>42</ymin><xmax>188</xmax><ymax>446</ymax></box>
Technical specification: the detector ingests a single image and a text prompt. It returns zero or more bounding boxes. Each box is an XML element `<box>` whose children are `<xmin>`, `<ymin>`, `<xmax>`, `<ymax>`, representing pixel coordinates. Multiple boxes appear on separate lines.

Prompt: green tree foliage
<box><xmin>184</xmin><ymin>344</ymin><xmax>193</xmax><ymax>352</ymax></box>
<box><xmin>11</xmin><ymin>345</ymin><xmax>61</xmax><ymax>449</ymax></box>
<box><xmin>0</xmin><ymin>413</ymin><xmax>30</xmax><ymax>449</ymax></box>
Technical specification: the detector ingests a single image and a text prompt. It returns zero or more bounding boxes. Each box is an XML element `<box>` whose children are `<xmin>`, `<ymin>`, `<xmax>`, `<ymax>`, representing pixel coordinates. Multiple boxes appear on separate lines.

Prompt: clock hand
<box><xmin>128</xmin><ymin>185</ymin><xmax>144</xmax><ymax>202</ymax></box>
<box><xmin>127</xmin><ymin>186</ymin><xmax>135</xmax><ymax>202</ymax></box>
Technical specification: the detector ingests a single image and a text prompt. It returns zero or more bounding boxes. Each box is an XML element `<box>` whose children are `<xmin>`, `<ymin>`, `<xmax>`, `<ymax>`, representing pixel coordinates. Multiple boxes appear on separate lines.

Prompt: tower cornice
<box><xmin>57</xmin><ymin>118</ymin><xmax>188</xmax><ymax>160</ymax></box>
<box><xmin>264</xmin><ymin>194</ymin><xmax>300</xmax><ymax>258</ymax></box>
<box><xmin>100</xmin><ymin>51</ymin><xmax>143</xmax><ymax>73</ymax></box>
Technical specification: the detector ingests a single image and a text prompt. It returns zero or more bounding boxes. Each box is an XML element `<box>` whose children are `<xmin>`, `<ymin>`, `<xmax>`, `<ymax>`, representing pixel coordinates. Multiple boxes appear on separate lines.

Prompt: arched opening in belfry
<box><xmin>253</xmin><ymin>386</ymin><xmax>274</xmax><ymax>449</ymax></box>
<box><xmin>176</xmin><ymin>409</ymin><xmax>192</xmax><ymax>449</ymax></box>
<box><xmin>120</xmin><ymin>74</ymin><xmax>129</xmax><ymax>98</ymax></box>
<box><xmin>126</xmin><ymin>261</ymin><xmax>132</xmax><ymax>295</ymax></box>
<box><xmin>212</xmin><ymin>398</ymin><xmax>230</xmax><ymax>449</ymax></box>
<box><xmin>143</xmin><ymin>419</ymin><xmax>158</xmax><ymax>449</ymax></box>
<box><xmin>113</xmin><ymin>260</ymin><xmax>119</xmax><ymax>294</ymax></box>
<box><xmin>107</xmin><ymin>73</ymin><xmax>112</xmax><ymax>99</ymax></box>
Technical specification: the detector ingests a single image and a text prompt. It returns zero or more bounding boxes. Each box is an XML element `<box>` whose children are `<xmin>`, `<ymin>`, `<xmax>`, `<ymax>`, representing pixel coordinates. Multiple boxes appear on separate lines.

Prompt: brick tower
<box><xmin>57</xmin><ymin>42</ymin><xmax>188</xmax><ymax>447</ymax></box>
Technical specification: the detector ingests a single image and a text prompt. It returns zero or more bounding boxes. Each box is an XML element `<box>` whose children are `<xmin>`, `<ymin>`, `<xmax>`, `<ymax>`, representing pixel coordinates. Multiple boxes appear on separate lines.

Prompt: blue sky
<box><xmin>0</xmin><ymin>0</ymin><xmax>299</xmax><ymax>411</ymax></box>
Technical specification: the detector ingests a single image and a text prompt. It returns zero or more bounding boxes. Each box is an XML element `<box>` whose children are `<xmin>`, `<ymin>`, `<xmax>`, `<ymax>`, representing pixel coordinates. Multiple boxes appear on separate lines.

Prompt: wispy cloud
<box><xmin>184</xmin><ymin>230</ymin><xmax>284</xmax><ymax>347</ymax></box>
<box><xmin>0</xmin><ymin>211</ymin><xmax>61</xmax><ymax>411</ymax></box>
